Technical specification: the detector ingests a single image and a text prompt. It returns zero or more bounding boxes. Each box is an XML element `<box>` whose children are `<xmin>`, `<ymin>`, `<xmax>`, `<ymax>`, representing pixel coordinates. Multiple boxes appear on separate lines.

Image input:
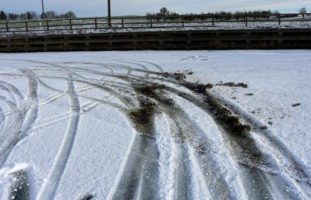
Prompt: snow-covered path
<box><xmin>0</xmin><ymin>51</ymin><xmax>310</xmax><ymax>200</ymax></box>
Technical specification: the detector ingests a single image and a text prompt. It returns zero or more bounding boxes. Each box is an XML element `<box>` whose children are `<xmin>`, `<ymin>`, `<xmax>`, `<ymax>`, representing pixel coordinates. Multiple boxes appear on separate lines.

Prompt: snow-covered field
<box><xmin>0</xmin><ymin>50</ymin><xmax>310</xmax><ymax>200</ymax></box>
<box><xmin>1</xmin><ymin>20</ymin><xmax>311</xmax><ymax>38</ymax></box>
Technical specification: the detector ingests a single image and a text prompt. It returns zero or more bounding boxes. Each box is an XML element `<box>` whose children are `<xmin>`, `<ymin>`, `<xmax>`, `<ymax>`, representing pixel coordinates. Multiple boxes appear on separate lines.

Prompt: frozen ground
<box><xmin>0</xmin><ymin>50</ymin><xmax>310</xmax><ymax>200</ymax></box>
<box><xmin>1</xmin><ymin>20</ymin><xmax>311</xmax><ymax>37</ymax></box>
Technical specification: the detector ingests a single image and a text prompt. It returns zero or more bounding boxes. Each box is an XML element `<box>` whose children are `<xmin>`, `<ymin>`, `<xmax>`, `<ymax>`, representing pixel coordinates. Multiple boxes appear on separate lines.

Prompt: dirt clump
<box><xmin>128</xmin><ymin>85</ymin><xmax>163</xmax><ymax>136</ymax></box>
<box><xmin>181</xmin><ymin>81</ymin><xmax>251</xmax><ymax>137</ymax></box>
<box><xmin>80</xmin><ymin>194</ymin><xmax>94</xmax><ymax>200</ymax></box>
<box><xmin>292</xmin><ymin>103</ymin><xmax>301</xmax><ymax>107</ymax></box>
<box><xmin>216</xmin><ymin>82</ymin><xmax>248</xmax><ymax>88</ymax></box>
<box><xmin>162</xmin><ymin>72</ymin><xmax>186</xmax><ymax>81</ymax></box>
<box><xmin>260</xmin><ymin>126</ymin><xmax>268</xmax><ymax>130</ymax></box>
<box><xmin>184</xmin><ymin>82</ymin><xmax>214</xmax><ymax>93</ymax></box>
<box><xmin>208</xmin><ymin>100</ymin><xmax>251</xmax><ymax>137</ymax></box>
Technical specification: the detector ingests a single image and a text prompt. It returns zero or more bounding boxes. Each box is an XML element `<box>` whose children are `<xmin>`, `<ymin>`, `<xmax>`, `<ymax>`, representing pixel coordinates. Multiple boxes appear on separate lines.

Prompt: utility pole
<box><xmin>41</xmin><ymin>0</ymin><xmax>45</xmax><ymax>19</ymax></box>
<box><xmin>108</xmin><ymin>0</ymin><xmax>112</xmax><ymax>27</ymax></box>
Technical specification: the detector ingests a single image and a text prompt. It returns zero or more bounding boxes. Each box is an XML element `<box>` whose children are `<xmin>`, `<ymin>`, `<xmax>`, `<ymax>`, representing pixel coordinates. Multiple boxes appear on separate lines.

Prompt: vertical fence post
<box><xmin>122</xmin><ymin>18</ymin><xmax>124</xmax><ymax>28</ymax></box>
<box><xmin>150</xmin><ymin>18</ymin><xmax>153</xmax><ymax>28</ymax></box>
<box><xmin>95</xmin><ymin>18</ymin><xmax>98</xmax><ymax>29</ymax></box>
<box><xmin>212</xmin><ymin>15</ymin><xmax>215</xmax><ymax>27</ymax></box>
<box><xmin>245</xmin><ymin>15</ymin><xmax>248</xmax><ymax>27</ymax></box>
<box><xmin>278</xmin><ymin>15</ymin><xmax>281</xmax><ymax>25</ymax></box>
<box><xmin>69</xmin><ymin>18</ymin><xmax>72</xmax><ymax>30</ymax></box>
<box><xmin>25</xmin><ymin>21</ymin><xmax>28</xmax><ymax>32</ymax></box>
<box><xmin>182</xmin><ymin>17</ymin><xmax>185</xmax><ymax>27</ymax></box>
<box><xmin>46</xmin><ymin>20</ymin><xmax>49</xmax><ymax>31</ymax></box>
<box><xmin>6</xmin><ymin>22</ymin><xmax>9</xmax><ymax>32</ymax></box>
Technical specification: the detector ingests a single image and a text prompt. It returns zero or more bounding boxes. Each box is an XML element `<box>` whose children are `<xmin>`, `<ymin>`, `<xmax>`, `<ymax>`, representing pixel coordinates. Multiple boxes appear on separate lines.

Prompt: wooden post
<box><xmin>25</xmin><ymin>22</ymin><xmax>28</xmax><ymax>32</ymax></box>
<box><xmin>212</xmin><ymin>15</ymin><xmax>215</xmax><ymax>27</ymax></box>
<box><xmin>46</xmin><ymin>20</ymin><xmax>49</xmax><ymax>31</ymax></box>
<box><xmin>107</xmin><ymin>0</ymin><xmax>112</xmax><ymax>27</ymax></box>
<box><xmin>245</xmin><ymin>15</ymin><xmax>248</xmax><ymax>27</ymax></box>
<box><xmin>6</xmin><ymin>22</ymin><xmax>9</xmax><ymax>32</ymax></box>
<box><xmin>69</xmin><ymin>18</ymin><xmax>72</xmax><ymax>30</ymax></box>
<box><xmin>121</xmin><ymin>18</ymin><xmax>124</xmax><ymax>28</ymax></box>
<box><xmin>95</xmin><ymin>18</ymin><xmax>98</xmax><ymax>29</ymax></box>
<box><xmin>41</xmin><ymin>0</ymin><xmax>45</xmax><ymax>19</ymax></box>
<box><xmin>150</xmin><ymin>18</ymin><xmax>153</xmax><ymax>28</ymax></box>
<box><xmin>278</xmin><ymin>15</ymin><xmax>281</xmax><ymax>25</ymax></box>
<box><xmin>182</xmin><ymin>17</ymin><xmax>184</xmax><ymax>27</ymax></box>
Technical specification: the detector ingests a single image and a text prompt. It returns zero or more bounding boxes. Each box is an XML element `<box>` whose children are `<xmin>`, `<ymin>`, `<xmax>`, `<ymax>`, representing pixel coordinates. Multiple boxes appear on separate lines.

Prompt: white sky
<box><xmin>1</xmin><ymin>0</ymin><xmax>310</xmax><ymax>17</ymax></box>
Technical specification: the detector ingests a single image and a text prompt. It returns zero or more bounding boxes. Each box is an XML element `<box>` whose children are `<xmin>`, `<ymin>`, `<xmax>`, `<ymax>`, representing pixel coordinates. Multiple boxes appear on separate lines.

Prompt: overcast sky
<box><xmin>1</xmin><ymin>0</ymin><xmax>311</xmax><ymax>17</ymax></box>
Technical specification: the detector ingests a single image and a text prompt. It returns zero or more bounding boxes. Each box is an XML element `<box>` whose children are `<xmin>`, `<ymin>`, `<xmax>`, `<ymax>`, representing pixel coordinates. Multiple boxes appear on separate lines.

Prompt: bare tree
<box><xmin>27</xmin><ymin>11</ymin><xmax>38</xmax><ymax>20</ymax></box>
<box><xmin>0</xmin><ymin>11</ymin><xmax>7</xmax><ymax>20</ymax></box>
<box><xmin>160</xmin><ymin>7</ymin><xmax>169</xmax><ymax>16</ymax></box>
<box><xmin>59</xmin><ymin>11</ymin><xmax>77</xmax><ymax>19</ymax></box>
<box><xmin>44</xmin><ymin>11</ymin><xmax>57</xmax><ymax>19</ymax></box>
<box><xmin>299</xmin><ymin>7</ymin><xmax>307</xmax><ymax>19</ymax></box>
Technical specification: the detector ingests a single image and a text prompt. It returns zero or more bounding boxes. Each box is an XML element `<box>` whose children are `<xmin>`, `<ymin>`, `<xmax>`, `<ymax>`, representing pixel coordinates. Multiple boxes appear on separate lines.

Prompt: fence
<box><xmin>0</xmin><ymin>13</ymin><xmax>311</xmax><ymax>34</ymax></box>
<box><xmin>1</xmin><ymin>29</ymin><xmax>311</xmax><ymax>52</ymax></box>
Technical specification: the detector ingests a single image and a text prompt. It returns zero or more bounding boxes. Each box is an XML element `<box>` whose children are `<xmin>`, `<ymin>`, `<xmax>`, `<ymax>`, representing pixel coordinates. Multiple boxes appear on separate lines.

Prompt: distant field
<box><xmin>1</xmin><ymin>14</ymin><xmax>311</xmax><ymax>35</ymax></box>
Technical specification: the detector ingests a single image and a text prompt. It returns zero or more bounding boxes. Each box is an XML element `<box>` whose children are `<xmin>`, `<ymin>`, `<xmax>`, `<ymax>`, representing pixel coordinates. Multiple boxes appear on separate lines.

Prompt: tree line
<box><xmin>146</xmin><ymin>7</ymin><xmax>309</xmax><ymax>21</ymax></box>
<box><xmin>0</xmin><ymin>10</ymin><xmax>77</xmax><ymax>20</ymax></box>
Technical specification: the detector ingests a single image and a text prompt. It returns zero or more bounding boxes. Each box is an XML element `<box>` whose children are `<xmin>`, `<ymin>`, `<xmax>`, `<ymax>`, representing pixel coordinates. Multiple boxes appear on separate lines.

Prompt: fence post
<box><xmin>95</xmin><ymin>18</ymin><xmax>98</xmax><ymax>29</ymax></box>
<box><xmin>182</xmin><ymin>17</ymin><xmax>185</xmax><ymax>27</ymax></box>
<box><xmin>46</xmin><ymin>20</ymin><xmax>49</xmax><ymax>31</ymax></box>
<box><xmin>245</xmin><ymin>15</ymin><xmax>248</xmax><ymax>27</ymax></box>
<box><xmin>69</xmin><ymin>18</ymin><xmax>72</xmax><ymax>30</ymax></box>
<box><xmin>150</xmin><ymin>18</ymin><xmax>153</xmax><ymax>28</ymax></box>
<box><xmin>278</xmin><ymin>15</ymin><xmax>281</xmax><ymax>25</ymax></box>
<box><xmin>6</xmin><ymin>22</ymin><xmax>9</xmax><ymax>32</ymax></box>
<box><xmin>212</xmin><ymin>15</ymin><xmax>215</xmax><ymax>27</ymax></box>
<box><xmin>25</xmin><ymin>21</ymin><xmax>28</xmax><ymax>32</ymax></box>
<box><xmin>122</xmin><ymin>18</ymin><xmax>124</xmax><ymax>28</ymax></box>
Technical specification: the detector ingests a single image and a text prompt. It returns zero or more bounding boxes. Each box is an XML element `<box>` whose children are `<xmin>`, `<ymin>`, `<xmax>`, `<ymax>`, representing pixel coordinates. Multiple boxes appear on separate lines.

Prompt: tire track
<box><xmin>149</xmin><ymin>87</ymin><xmax>242</xmax><ymax>200</ymax></box>
<box><xmin>213</xmin><ymin>93</ymin><xmax>311</xmax><ymax>184</ymax></box>
<box><xmin>108</xmin><ymin>90</ymin><xmax>160</xmax><ymax>200</ymax></box>
<box><xmin>0</xmin><ymin>59</ymin><xmax>309</xmax><ymax>199</ymax></box>
<box><xmin>0</xmin><ymin>80</ymin><xmax>24</xmax><ymax>105</ymax></box>
<box><xmin>36</xmin><ymin>73</ymin><xmax>81</xmax><ymax>200</ymax></box>
<box><xmin>0</xmin><ymin>69</ymin><xmax>38</xmax><ymax>167</ymax></box>
<box><xmin>161</xmin><ymin>82</ymin><xmax>308</xmax><ymax>199</ymax></box>
<box><xmin>0</xmin><ymin>106</ymin><xmax>5</xmax><ymax>132</ymax></box>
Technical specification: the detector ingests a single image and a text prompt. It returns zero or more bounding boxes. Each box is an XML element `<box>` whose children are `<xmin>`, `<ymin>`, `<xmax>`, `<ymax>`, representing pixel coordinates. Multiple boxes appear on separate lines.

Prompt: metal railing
<box><xmin>0</xmin><ymin>13</ymin><xmax>311</xmax><ymax>34</ymax></box>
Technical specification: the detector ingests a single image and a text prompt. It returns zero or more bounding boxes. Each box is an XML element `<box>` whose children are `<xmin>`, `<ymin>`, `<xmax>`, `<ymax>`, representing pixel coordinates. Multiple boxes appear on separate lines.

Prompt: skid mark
<box><xmin>0</xmin><ymin>59</ymin><xmax>309</xmax><ymax>200</ymax></box>
<box><xmin>0</xmin><ymin>80</ymin><xmax>24</xmax><ymax>104</ymax></box>
<box><xmin>0</xmin><ymin>106</ymin><xmax>5</xmax><ymax>132</ymax></box>
<box><xmin>155</xmin><ymin>92</ymin><xmax>240</xmax><ymax>199</ymax></box>
<box><xmin>213</xmin><ymin>93</ymin><xmax>311</xmax><ymax>185</ymax></box>
<box><xmin>36</xmin><ymin>74</ymin><xmax>81</xmax><ymax>200</ymax></box>
<box><xmin>0</xmin><ymin>70</ymin><xmax>38</xmax><ymax>167</ymax></box>
<box><xmin>19</xmin><ymin>69</ymin><xmax>39</xmax><ymax>136</ymax></box>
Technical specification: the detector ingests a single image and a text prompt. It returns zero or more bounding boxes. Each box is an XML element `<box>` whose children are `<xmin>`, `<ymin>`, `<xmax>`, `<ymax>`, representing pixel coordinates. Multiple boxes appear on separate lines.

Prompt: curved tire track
<box><xmin>0</xmin><ymin>59</ymin><xmax>309</xmax><ymax>200</ymax></box>
<box><xmin>36</xmin><ymin>73</ymin><xmax>81</xmax><ymax>200</ymax></box>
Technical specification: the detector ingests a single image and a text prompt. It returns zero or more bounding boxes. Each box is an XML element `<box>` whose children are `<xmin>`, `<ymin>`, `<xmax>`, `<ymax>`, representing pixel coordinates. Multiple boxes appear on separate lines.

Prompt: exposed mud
<box><xmin>1</xmin><ymin>60</ymin><xmax>310</xmax><ymax>200</ymax></box>
<box><xmin>159</xmin><ymin>71</ymin><xmax>251</xmax><ymax>137</ymax></box>
<box><xmin>216</xmin><ymin>82</ymin><xmax>248</xmax><ymax>88</ymax></box>
<box><xmin>9</xmin><ymin>170</ymin><xmax>29</xmax><ymax>200</ymax></box>
<box><xmin>79</xmin><ymin>193</ymin><xmax>94</xmax><ymax>200</ymax></box>
<box><xmin>128</xmin><ymin>96</ymin><xmax>157</xmax><ymax>136</ymax></box>
<box><xmin>292</xmin><ymin>103</ymin><xmax>301</xmax><ymax>107</ymax></box>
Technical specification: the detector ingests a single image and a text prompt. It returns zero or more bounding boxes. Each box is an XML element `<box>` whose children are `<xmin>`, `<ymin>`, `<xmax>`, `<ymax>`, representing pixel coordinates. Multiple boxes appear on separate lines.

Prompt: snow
<box><xmin>1</xmin><ymin>20</ymin><xmax>311</xmax><ymax>38</ymax></box>
<box><xmin>0</xmin><ymin>50</ymin><xmax>310</xmax><ymax>199</ymax></box>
